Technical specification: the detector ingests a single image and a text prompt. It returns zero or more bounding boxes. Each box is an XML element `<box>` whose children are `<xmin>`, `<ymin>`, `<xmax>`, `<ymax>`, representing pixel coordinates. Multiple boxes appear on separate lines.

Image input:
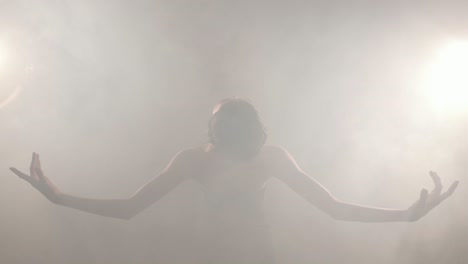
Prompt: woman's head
<box><xmin>208</xmin><ymin>97</ymin><xmax>267</xmax><ymax>160</ymax></box>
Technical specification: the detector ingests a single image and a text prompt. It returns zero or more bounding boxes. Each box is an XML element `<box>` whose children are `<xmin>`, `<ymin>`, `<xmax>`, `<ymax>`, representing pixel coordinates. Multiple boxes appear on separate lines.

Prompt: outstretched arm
<box><xmin>10</xmin><ymin>150</ymin><xmax>195</xmax><ymax>220</ymax></box>
<box><xmin>269</xmin><ymin>146</ymin><xmax>458</xmax><ymax>222</ymax></box>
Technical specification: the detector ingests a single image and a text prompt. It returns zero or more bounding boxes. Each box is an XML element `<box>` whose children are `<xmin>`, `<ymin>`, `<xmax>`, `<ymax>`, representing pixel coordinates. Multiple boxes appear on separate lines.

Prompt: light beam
<box><xmin>425</xmin><ymin>40</ymin><xmax>468</xmax><ymax>115</ymax></box>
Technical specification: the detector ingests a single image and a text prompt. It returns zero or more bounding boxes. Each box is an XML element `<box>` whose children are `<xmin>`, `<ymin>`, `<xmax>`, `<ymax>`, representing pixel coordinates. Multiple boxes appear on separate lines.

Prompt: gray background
<box><xmin>0</xmin><ymin>1</ymin><xmax>467</xmax><ymax>263</ymax></box>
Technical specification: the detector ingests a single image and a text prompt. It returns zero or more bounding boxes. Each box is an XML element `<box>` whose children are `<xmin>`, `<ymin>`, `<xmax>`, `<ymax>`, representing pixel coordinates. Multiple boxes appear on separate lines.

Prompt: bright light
<box><xmin>0</xmin><ymin>38</ymin><xmax>22</xmax><ymax>108</ymax></box>
<box><xmin>425</xmin><ymin>40</ymin><xmax>468</xmax><ymax>115</ymax></box>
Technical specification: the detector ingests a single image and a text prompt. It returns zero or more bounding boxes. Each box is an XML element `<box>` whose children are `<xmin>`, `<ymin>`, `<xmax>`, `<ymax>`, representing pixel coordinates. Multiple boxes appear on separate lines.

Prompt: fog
<box><xmin>1</xmin><ymin>1</ymin><xmax>467</xmax><ymax>263</ymax></box>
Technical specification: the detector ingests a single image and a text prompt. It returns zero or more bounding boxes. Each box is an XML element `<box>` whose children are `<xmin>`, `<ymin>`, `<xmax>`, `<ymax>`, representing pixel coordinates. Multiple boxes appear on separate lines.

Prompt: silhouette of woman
<box><xmin>10</xmin><ymin>97</ymin><xmax>459</xmax><ymax>263</ymax></box>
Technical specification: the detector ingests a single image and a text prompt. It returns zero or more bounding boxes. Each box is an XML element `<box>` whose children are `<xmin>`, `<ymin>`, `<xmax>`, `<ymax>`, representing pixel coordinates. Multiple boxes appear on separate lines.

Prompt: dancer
<box><xmin>10</xmin><ymin>97</ymin><xmax>459</xmax><ymax>263</ymax></box>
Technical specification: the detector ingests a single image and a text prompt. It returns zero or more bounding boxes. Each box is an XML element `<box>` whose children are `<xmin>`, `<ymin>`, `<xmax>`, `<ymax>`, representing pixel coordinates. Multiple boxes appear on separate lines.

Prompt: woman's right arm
<box><xmin>10</xmin><ymin>151</ymin><xmax>195</xmax><ymax>220</ymax></box>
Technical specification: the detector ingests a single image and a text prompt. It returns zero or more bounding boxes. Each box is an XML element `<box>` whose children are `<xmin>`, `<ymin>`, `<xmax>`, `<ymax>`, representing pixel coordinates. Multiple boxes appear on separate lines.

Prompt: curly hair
<box><xmin>208</xmin><ymin>97</ymin><xmax>267</xmax><ymax>160</ymax></box>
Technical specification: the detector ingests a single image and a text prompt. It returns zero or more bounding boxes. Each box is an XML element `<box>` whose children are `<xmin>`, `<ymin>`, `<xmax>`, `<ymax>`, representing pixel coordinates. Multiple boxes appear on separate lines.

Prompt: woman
<box><xmin>10</xmin><ymin>97</ymin><xmax>459</xmax><ymax>263</ymax></box>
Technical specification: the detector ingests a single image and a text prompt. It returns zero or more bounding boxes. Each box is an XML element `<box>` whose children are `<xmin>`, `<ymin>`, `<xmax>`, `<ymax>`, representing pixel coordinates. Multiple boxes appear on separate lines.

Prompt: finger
<box><xmin>9</xmin><ymin>167</ymin><xmax>32</xmax><ymax>183</ymax></box>
<box><xmin>35</xmin><ymin>167</ymin><xmax>45</xmax><ymax>180</ymax></box>
<box><xmin>29</xmin><ymin>152</ymin><xmax>34</xmax><ymax>173</ymax></box>
<box><xmin>34</xmin><ymin>154</ymin><xmax>45</xmax><ymax>180</ymax></box>
<box><xmin>412</xmin><ymin>188</ymin><xmax>429</xmax><ymax>218</ymax></box>
<box><xmin>429</xmin><ymin>171</ymin><xmax>443</xmax><ymax>194</ymax></box>
<box><xmin>36</xmin><ymin>153</ymin><xmax>42</xmax><ymax>168</ymax></box>
<box><xmin>419</xmin><ymin>188</ymin><xmax>429</xmax><ymax>203</ymax></box>
<box><xmin>30</xmin><ymin>152</ymin><xmax>39</xmax><ymax>180</ymax></box>
<box><xmin>441</xmin><ymin>181</ymin><xmax>459</xmax><ymax>199</ymax></box>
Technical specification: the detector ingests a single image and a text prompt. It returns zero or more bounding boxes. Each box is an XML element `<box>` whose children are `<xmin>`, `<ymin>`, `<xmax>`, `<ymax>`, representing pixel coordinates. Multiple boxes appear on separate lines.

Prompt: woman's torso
<box><xmin>190</xmin><ymin>144</ymin><xmax>276</xmax><ymax>263</ymax></box>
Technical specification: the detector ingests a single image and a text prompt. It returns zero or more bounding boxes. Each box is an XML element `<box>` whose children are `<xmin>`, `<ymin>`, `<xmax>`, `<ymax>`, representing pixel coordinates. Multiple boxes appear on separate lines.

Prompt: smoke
<box><xmin>0</xmin><ymin>0</ymin><xmax>467</xmax><ymax>263</ymax></box>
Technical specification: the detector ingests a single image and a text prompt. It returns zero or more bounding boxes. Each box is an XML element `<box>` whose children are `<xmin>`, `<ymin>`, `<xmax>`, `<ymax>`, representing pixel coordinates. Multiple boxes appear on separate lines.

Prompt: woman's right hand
<box><xmin>10</xmin><ymin>153</ymin><xmax>62</xmax><ymax>204</ymax></box>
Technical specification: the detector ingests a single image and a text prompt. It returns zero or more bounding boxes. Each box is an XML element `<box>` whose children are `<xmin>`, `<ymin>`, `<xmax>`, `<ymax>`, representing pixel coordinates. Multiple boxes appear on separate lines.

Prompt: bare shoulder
<box><xmin>261</xmin><ymin>144</ymin><xmax>293</xmax><ymax>160</ymax></box>
<box><xmin>161</xmin><ymin>146</ymin><xmax>205</xmax><ymax>171</ymax></box>
<box><xmin>260</xmin><ymin>145</ymin><xmax>298</xmax><ymax>170</ymax></box>
<box><xmin>261</xmin><ymin>145</ymin><xmax>302</xmax><ymax>177</ymax></box>
<box><xmin>172</xmin><ymin>146</ymin><xmax>206</xmax><ymax>163</ymax></box>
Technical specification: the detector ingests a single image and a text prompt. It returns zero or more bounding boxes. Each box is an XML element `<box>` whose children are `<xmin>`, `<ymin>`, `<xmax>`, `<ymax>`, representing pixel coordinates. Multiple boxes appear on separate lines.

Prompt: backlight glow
<box><xmin>425</xmin><ymin>40</ymin><xmax>468</xmax><ymax>115</ymax></box>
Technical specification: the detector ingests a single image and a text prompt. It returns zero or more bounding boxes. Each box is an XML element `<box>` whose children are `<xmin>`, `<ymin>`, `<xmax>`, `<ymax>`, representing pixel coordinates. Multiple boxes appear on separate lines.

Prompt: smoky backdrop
<box><xmin>0</xmin><ymin>1</ymin><xmax>467</xmax><ymax>263</ymax></box>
